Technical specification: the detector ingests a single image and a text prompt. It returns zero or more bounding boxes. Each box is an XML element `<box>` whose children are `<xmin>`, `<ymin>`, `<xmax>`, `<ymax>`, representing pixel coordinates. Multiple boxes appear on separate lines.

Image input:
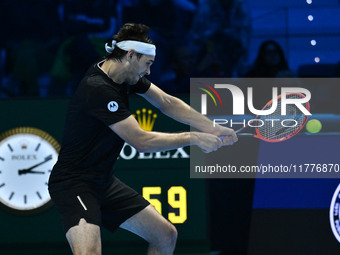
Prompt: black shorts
<box><xmin>49</xmin><ymin>177</ymin><xmax>150</xmax><ymax>234</ymax></box>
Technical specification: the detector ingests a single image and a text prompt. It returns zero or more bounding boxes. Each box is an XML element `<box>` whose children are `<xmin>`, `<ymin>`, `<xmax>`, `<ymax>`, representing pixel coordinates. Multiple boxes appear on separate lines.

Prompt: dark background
<box><xmin>0</xmin><ymin>0</ymin><xmax>340</xmax><ymax>254</ymax></box>
<box><xmin>1</xmin><ymin>0</ymin><xmax>340</xmax><ymax>98</ymax></box>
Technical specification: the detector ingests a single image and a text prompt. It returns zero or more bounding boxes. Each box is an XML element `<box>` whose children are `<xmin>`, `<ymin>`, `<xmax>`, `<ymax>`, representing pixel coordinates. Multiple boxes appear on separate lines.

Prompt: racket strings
<box><xmin>256</xmin><ymin>94</ymin><xmax>307</xmax><ymax>141</ymax></box>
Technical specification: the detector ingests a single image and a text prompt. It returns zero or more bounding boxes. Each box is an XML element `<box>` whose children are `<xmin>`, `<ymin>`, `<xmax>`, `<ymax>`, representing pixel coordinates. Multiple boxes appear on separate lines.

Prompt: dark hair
<box><xmin>106</xmin><ymin>23</ymin><xmax>154</xmax><ymax>62</ymax></box>
<box><xmin>254</xmin><ymin>40</ymin><xmax>288</xmax><ymax>70</ymax></box>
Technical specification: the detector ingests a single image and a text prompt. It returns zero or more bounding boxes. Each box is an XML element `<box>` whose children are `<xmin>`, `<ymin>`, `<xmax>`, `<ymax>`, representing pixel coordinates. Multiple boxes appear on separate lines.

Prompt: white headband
<box><xmin>105</xmin><ymin>40</ymin><xmax>156</xmax><ymax>56</ymax></box>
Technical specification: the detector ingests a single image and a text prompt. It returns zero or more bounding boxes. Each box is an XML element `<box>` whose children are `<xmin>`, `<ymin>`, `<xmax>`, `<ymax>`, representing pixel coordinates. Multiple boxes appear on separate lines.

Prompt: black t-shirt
<box><xmin>48</xmin><ymin>60</ymin><xmax>151</xmax><ymax>192</ymax></box>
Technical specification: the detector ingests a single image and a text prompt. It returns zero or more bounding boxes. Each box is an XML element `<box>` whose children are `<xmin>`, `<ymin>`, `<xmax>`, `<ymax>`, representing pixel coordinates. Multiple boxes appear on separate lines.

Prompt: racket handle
<box><xmin>237</xmin><ymin>133</ymin><xmax>254</xmax><ymax>137</ymax></box>
<box><xmin>219</xmin><ymin>133</ymin><xmax>253</xmax><ymax>140</ymax></box>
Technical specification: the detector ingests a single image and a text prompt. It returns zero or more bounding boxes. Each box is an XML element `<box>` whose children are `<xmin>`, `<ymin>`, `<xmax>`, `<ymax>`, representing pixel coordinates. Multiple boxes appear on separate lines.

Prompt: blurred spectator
<box><xmin>190</xmin><ymin>0</ymin><xmax>227</xmax><ymax>41</ymax></box>
<box><xmin>160</xmin><ymin>0</ymin><xmax>250</xmax><ymax>94</ymax></box>
<box><xmin>49</xmin><ymin>0</ymin><xmax>116</xmax><ymax>96</ymax></box>
<box><xmin>160</xmin><ymin>39</ymin><xmax>201</xmax><ymax>94</ymax></box>
<box><xmin>120</xmin><ymin>0</ymin><xmax>196</xmax><ymax>85</ymax></box>
<box><xmin>0</xmin><ymin>0</ymin><xmax>251</xmax><ymax>97</ymax></box>
<box><xmin>242</xmin><ymin>40</ymin><xmax>296</xmax><ymax>110</ymax></box>
<box><xmin>190</xmin><ymin>0</ymin><xmax>250</xmax><ymax>78</ymax></box>
<box><xmin>245</xmin><ymin>40</ymin><xmax>295</xmax><ymax>78</ymax></box>
<box><xmin>121</xmin><ymin>0</ymin><xmax>195</xmax><ymax>42</ymax></box>
<box><xmin>195</xmin><ymin>31</ymin><xmax>247</xmax><ymax>78</ymax></box>
<box><xmin>227</xmin><ymin>0</ymin><xmax>252</xmax><ymax>76</ymax></box>
<box><xmin>0</xmin><ymin>0</ymin><xmax>61</xmax><ymax>97</ymax></box>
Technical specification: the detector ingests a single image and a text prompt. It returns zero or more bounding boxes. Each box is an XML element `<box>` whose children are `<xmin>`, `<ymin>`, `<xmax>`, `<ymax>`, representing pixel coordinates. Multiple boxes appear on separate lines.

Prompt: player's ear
<box><xmin>127</xmin><ymin>49</ymin><xmax>136</xmax><ymax>60</ymax></box>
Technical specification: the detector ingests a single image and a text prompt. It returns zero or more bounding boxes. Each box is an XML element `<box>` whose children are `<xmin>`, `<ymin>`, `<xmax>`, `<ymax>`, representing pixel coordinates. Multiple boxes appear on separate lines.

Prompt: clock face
<box><xmin>0</xmin><ymin>127</ymin><xmax>60</xmax><ymax>214</ymax></box>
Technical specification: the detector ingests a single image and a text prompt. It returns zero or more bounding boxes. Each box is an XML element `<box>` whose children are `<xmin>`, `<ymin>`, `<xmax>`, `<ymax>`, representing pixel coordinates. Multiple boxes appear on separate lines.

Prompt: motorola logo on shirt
<box><xmin>107</xmin><ymin>101</ymin><xmax>119</xmax><ymax>112</ymax></box>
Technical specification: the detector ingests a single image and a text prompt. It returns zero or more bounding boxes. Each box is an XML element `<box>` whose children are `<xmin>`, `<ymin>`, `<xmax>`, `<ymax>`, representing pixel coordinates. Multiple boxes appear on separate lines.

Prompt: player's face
<box><xmin>127</xmin><ymin>54</ymin><xmax>154</xmax><ymax>85</ymax></box>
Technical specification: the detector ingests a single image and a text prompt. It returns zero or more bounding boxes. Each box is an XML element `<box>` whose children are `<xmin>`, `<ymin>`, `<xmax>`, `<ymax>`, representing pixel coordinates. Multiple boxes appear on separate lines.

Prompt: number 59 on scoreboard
<box><xmin>142</xmin><ymin>186</ymin><xmax>187</xmax><ymax>224</ymax></box>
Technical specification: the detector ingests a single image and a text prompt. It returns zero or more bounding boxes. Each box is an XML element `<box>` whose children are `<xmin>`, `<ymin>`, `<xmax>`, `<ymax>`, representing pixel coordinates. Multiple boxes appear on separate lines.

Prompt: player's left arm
<box><xmin>139</xmin><ymin>83</ymin><xmax>237</xmax><ymax>145</ymax></box>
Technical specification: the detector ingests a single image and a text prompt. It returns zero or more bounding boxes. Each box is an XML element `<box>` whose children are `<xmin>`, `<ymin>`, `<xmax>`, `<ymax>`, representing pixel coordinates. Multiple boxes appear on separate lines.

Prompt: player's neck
<box><xmin>101</xmin><ymin>59</ymin><xmax>127</xmax><ymax>84</ymax></box>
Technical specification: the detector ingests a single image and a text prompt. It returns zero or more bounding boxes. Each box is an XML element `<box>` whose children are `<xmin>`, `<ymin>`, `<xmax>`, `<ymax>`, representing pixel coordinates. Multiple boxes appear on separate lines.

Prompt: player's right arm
<box><xmin>109</xmin><ymin>115</ymin><xmax>222</xmax><ymax>153</ymax></box>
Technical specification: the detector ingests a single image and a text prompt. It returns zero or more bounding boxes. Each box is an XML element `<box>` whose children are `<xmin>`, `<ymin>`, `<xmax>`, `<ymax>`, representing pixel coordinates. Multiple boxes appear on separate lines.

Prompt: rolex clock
<box><xmin>0</xmin><ymin>127</ymin><xmax>60</xmax><ymax>214</ymax></box>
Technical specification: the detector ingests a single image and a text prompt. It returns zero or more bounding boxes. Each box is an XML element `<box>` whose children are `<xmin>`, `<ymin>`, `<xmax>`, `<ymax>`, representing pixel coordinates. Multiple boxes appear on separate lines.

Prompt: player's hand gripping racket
<box><xmin>233</xmin><ymin>92</ymin><xmax>310</xmax><ymax>142</ymax></box>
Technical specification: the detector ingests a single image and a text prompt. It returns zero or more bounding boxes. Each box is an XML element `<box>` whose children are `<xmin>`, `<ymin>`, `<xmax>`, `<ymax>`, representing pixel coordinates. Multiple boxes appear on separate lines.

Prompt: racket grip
<box><xmin>237</xmin><ymin>133</ymin><xmax>254</xmax><ymax>137</ymax></box>
<box><xmin>219</xmin><ymin>133</ymin><xmax>253</xmax><ymax>140</ymax></box>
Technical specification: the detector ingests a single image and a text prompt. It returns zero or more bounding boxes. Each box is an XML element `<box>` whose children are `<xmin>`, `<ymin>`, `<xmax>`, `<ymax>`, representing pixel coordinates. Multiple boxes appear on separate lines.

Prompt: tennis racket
<box><xmin>230</xmin><ymin>92</ymin><xmax>310</xmax><ymax>142</ymax></box>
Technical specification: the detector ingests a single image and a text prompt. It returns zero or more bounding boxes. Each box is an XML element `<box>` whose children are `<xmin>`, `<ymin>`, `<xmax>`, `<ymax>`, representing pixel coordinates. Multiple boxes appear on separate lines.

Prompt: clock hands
<box><xmin>18</xmin><ymin>155</ymin><xmax>52</xmax><ymax>175</ymax></box>
<box><xmin>19</xmin><ymin>170</ymin><xmax>45</xmax><ymax>175</ymax></box>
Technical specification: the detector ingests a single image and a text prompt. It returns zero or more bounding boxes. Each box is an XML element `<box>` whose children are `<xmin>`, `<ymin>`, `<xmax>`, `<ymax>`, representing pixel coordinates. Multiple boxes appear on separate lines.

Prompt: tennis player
<box><xmin>48</xmin><ymin>23</ymin><xmax>237</xmax><ymax>255</ymax></box>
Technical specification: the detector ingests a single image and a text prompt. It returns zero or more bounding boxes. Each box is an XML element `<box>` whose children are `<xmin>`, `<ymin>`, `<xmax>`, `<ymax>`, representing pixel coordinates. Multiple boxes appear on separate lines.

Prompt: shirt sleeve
<box><xmin>87</xmin><ymin>84</ymin><xmax>131</xmax><ymax>126</ymax></box>
<box><xmin>130</xmin><ymin>77</ymin><xmax>151</xmax><ymax>94</ymax></box>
